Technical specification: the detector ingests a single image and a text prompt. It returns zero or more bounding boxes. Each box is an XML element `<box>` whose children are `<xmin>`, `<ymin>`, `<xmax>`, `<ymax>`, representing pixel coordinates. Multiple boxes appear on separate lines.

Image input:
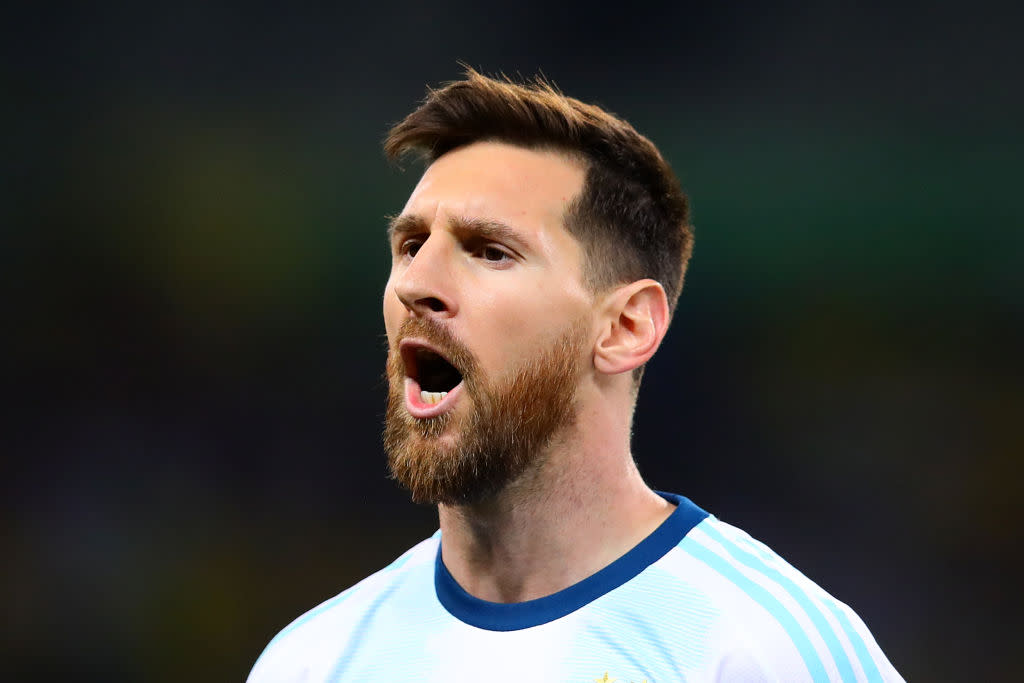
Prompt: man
<box><xmin>249</xmin><ymin>70</ymin><xmax>903</xmax><ymax>682</ymax></box>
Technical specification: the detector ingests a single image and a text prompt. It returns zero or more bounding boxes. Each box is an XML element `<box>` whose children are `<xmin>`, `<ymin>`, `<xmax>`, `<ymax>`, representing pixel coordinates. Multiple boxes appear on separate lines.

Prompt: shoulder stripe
<box><xmin>249</xmin><ymin>534</ymin><xmax>440</xmax><ymax>677</ymax></box>
<box><xmin>728</xmin><ymin>531</ymin><xmax>885</xmax><ymax>683</ymax></box>
<box><xmin>681</xmin><ymin>538</ymin><xmax>828</xmax><ymax>682</ymax></box>
<box><xmin>699</xmin><ymin>523</ymin><xmax>858</xmax><ymax>682</ymax></box>
<box><xmin>822</xmin><ymin>599</ymin><xmax>885</xmax><ymax>683</ymax></box>
<box><xmin>327</xmin><ymin>580</ymin><xmax>404</xmax><ymax>680</ymax></box>
<box><xmin>249</xmin><ymin>587</ymin><xmax>359</xmax><ymax>676</ymax></box>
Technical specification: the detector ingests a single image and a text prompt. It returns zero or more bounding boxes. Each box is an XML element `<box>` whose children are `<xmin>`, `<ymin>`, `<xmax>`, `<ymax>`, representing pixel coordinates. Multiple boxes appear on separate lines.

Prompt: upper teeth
<box><xmin>420</xmin><ymin>390</ymin><xmax>447</xmax><ymax>405</ymax></box>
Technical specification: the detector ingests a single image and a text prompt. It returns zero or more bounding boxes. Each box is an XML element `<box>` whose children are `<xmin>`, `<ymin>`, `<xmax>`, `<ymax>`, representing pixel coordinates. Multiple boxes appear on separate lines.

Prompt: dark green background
<box><xmin>4</xmin><ymin>2</ymin><xmax>1021</xmax><ymax>680</ymax></box>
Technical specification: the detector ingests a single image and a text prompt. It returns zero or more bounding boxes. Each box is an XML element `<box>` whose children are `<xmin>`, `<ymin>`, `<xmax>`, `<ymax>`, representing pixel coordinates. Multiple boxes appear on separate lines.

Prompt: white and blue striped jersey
<box><xmin>248</xmin><ymin>493</ymin><xmax>903</xmax><ymax>682</ymax></box>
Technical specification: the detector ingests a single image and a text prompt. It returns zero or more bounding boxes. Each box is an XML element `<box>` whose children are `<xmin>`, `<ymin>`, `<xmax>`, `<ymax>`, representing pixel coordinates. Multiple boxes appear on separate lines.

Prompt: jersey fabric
<box><xmin>248</xmin><ymin>493</ymin><xmax>903</xmax><ymax>682</ymax></box>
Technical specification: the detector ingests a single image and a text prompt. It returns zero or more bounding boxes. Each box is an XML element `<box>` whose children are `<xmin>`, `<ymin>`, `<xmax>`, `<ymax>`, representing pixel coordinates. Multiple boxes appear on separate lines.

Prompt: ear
<box><xmin>593</xmin><ymin>279</ymin><xmax>670</xmax><ymax>377</ymax></box>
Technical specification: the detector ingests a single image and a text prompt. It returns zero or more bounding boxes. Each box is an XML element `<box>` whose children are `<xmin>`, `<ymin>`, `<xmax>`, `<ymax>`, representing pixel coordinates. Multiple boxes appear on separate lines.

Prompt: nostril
<box><xmin>423</xmin><ymin>297</ymin><xmax>446</xmax><ymax>313</ymax></box>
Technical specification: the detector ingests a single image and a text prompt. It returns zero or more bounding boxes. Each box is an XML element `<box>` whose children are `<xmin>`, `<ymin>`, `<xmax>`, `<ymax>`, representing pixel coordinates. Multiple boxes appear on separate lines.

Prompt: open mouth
<box><xmin>400</xmin><ymin>340</ymin><xmax>465</xmax><ymax>417</ymax></box>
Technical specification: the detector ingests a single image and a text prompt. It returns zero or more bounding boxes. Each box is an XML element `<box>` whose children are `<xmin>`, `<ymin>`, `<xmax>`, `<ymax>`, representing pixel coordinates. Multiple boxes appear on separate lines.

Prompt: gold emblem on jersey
<box><xmin>594</xmin><ymin>673</ymin><xmax>648</xmax><ymax>683</ymax></box>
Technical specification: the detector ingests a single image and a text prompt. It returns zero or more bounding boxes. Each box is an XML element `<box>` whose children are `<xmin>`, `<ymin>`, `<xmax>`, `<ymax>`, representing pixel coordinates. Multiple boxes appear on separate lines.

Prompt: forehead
<box><xmin>400</xmin><ymin>141</ymin><xmax>586</xmax><ymax>245</ymax></box>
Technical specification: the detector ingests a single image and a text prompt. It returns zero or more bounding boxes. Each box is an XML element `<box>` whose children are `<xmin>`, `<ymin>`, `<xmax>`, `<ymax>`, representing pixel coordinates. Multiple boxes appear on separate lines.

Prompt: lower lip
<box><xmin>404</xmin><ymin>378</ymin><xmax>464</xmax><ymax>418</ymax></box>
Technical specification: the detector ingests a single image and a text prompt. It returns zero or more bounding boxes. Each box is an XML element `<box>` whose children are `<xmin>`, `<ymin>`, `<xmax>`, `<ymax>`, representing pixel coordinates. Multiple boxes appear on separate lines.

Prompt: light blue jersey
<box><xmin>249</xmin><ymin>494</ymin><xmax>903</xmax><ymax>682</ymax></box>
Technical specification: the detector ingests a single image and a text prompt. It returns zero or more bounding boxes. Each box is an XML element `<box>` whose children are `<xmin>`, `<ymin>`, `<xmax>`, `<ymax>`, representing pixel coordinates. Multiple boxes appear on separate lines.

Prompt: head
<box><xmin>381</xmin><ymin>69</ymin><xmax>693</xmax><ymax>505</ymax></box>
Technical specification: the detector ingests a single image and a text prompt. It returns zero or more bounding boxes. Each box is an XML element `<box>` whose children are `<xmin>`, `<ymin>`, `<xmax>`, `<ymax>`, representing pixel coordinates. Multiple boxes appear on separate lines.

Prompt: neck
<box><xmin>436</xmin><ymin>396</ymin><xmax>674</xmax><ymax>604</ymax></box>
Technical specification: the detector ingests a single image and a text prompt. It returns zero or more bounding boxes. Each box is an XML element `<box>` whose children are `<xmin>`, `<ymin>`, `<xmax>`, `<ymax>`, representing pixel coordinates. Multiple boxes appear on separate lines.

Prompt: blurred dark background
<box><xmin>3</xmin><ymin>1</ymin><xmax>1022</xmax><ymax>681</ymax></box>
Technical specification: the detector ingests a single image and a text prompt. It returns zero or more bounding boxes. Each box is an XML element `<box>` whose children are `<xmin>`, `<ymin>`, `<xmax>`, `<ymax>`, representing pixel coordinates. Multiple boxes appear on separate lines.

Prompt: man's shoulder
<box><xmin>280</xmin><ymin>530</ymin><xmax>439</xmax><ymax>631</ymax></box>
<box><xmin>651</xmin><ymin>514</ymin><xmax>903</xmax><ymax>682</ymax></box>
<box><xmin>662</xmin><ymin>514</ymin><xmax>837</xmax><ymax>604</ymax></box>
<box><xmin>246</xmin><ymin>532</ymin><xmax>440</xmax><ymax>682</ymax></box>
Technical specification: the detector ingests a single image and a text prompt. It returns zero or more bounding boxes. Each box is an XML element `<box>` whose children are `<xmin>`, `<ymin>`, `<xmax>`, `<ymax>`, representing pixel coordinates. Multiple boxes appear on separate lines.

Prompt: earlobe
<box><xmin>593</xmin><ymin>280</ymin><xmax>669</xmax><ymax>377</ymax></box>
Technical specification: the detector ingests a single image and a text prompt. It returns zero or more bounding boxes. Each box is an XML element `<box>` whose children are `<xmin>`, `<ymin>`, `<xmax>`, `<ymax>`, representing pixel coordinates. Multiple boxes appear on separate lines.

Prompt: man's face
<box><xmin>382</xmin><ymin>141</ymin><xmax>595</xmax><ymax>505</ymax></box>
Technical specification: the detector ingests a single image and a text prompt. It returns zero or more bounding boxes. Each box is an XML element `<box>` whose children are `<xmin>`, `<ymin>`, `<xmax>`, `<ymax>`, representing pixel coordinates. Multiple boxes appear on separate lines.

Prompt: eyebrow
<box><xmin>387</xmin><ymin>214</ymin><xmax>531</xmax><ymax>252</ymax></box>
<box><xmin>387</xmin><ymin>214</ymin><xmax>426</xmax><ymax>243</ymax></box>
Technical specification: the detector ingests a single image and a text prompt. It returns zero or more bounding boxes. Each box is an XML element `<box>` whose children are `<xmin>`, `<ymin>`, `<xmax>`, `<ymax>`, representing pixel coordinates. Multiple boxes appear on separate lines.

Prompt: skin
<box><xmin>383</xmin><ymin>141</ymin><xmax>675</xmax><ymax>603</ymax></box>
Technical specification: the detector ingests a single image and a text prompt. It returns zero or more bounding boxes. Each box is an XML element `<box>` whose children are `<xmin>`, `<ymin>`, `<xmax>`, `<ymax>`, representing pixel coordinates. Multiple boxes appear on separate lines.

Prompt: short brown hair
<box><xmin>384</xmin><ymin>68</ymin><xmax>693</xmax><ymax>317</ymax></box>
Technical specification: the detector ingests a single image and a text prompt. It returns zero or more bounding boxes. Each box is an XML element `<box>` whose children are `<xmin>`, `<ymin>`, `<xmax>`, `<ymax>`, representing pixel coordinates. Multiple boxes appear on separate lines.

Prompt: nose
<box><xmin>392</xmin><ymin>234</ymin><xmax>458</xmax><ymax>319</ymax></box>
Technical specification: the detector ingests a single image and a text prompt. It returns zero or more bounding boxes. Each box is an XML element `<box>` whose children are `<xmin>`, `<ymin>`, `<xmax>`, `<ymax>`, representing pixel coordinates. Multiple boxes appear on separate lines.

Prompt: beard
<box><xmin>383</xmin><ymin>316</ymin><xmax>588</xmax><ymax>506</ymax></box>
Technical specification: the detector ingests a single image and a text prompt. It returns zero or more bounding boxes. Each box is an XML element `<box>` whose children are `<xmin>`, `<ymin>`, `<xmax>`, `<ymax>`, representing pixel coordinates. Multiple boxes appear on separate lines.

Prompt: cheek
<box><xmin>478</xmin><ymin>300</ymin><xmax>562</xmax><ymax>362</ymax></box>
<box><xmin>382</xmin><ymin>285</ymin><xmax>402</xmax><ymax>341</ymax></box>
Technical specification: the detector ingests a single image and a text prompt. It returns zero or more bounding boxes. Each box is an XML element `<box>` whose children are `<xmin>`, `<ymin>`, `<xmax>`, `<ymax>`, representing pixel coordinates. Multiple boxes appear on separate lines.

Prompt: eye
<box><xmin>399</xmin><ymin>238</ymin><xmax>423</xmax><ymax>258</ymax></box>
<box><xmin>479</xmin><ymin>244</ymin><xmax>512</xmax><ymax>264</ymax></box>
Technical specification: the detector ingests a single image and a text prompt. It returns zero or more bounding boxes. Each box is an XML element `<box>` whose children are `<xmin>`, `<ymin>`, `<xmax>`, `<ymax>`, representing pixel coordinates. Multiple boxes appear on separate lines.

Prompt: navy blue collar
<box><xmin>434</xmin><ymin>491</ymin><xmax>709</xmax><ymax>631</ymax></box>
